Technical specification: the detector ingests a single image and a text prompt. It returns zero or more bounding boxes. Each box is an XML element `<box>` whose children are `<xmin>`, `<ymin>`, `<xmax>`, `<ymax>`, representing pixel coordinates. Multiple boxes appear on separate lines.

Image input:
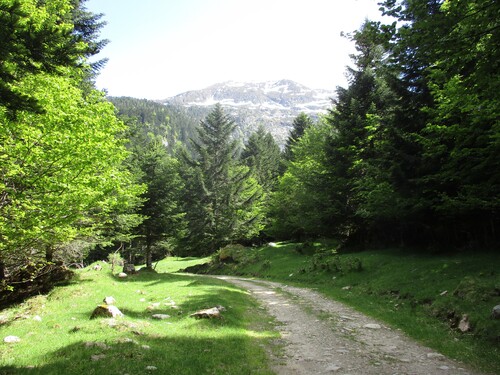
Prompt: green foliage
<box><xmin>180</xmin><ymin>105</ymin><xmax>265</xmax><ymax>255</ymax></box>
<box><xmin>241</xmin><ymin>125</ymin><xmax>281</xmax><ymax>193</ymax></box>
<box><xmin>0</xmin><ymin>74</ymin><xmax>142</xmax><ymax>269</ymax></box>
<box><xmin>268</xmin><ymin>120</ymin><xmax>332</xmax><ymax>239</ymax></box>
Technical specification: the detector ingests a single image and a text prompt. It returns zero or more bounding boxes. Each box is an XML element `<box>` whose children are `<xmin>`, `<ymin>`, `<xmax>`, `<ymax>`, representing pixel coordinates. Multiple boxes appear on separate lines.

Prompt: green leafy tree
<box><xmin>284</xmin><ymin>113</ymin><xmax>315</xmax><ymax>162</ymax></box>
<box><xmin>269</xmin><ymin>121</ymin><xmax>331</xmax><ymax>240</ymax></box>
<box><xmin>0</xmin><ymin>74</ymin><xmax>143</xmax><ymax>276</ymax></box>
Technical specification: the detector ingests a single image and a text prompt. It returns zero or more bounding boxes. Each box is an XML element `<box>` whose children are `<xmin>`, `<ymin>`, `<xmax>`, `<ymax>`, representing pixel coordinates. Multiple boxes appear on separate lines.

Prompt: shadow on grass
<box><xmin>0</xmin><ymin>331</ymin><xmax>274</xmax><ymax>375</ymax></box>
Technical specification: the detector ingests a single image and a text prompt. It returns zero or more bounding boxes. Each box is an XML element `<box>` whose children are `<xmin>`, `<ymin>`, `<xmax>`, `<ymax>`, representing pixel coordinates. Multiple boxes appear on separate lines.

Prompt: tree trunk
<box><xmin>146</xmin><ymin>243</ymin><xmax>152</xmax><ymax>269</ymax></box>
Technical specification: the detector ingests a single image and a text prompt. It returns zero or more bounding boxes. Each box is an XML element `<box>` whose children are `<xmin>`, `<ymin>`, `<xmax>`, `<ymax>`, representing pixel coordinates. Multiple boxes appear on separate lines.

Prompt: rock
<box><xmin>491</xmin><ymin>305</ymin><xmax>500</xmax><ymax>319</ymax></box>
<box><xmin>364</xmin><ymin>323</ymin><xmax>382</xmax><ymax>329</ymax></box>
<box><xmin>146</xmin><ymin>366</ymin><xmax>157</xmax><ymax>371</ymax></box>
<box><xmin>427</xmin><ymin>352</ymin><xmax>445</xmax><ymax>359</ymax></box>
<box><xmin>146</xmin><ymin>302</ymin><xmax>161</xmax><ymax>310</ymax></box>
<box><xmin>91</xmin><ymin>354</ymin><xmax>106</xmax><ymax>361</ymax></box>
<box><xmin>103</xmin><ymin>296</ymin><xmax>116</xmax><ymax>305</ymax></box>
<box><xmin>190</xmin><ymin>306</ymin><xmax>225</xmax><ymax>319</ymax></box>
<box><xmin>151</xmin><ymin>314</ymin><xmax>170</xmax><ymax>320</ymax></box>
<box><xmin>118</xmin><ymin>272</ymin><xmax>127</xmax><ymax>278</ymax></box>
<box><xmin>92</xmin><ymin>264</ymin><xmax>102</xmax><ymax>271</ymax></box>
<box><xmin>439</xmin><ymin>290</ymin><xmax>448</xmax><ymax>296</ymax></box>
<box><xmin>142</xmin><ymin>345</ymin><xmax>151</xmax><ymax>350</ymax></box>
<box><xmin>4</xmin><ymin>335</ymin><xmax>21</xmax><ymax>343</ymax></box>
<box><xmin>341</xmin><ymin>286</ymin><xmax>352</xmax><ymax>291</ymax></box>
<box><xmin>90</xmin><ymin>304</ymin><xmax>124</xmax><ymax>319</ymax></box>
<box><xmin>33</xmin><ymin>315</ymin><xmax>42</xmax><ymax>322</ymax></box>
<box><xmin>439</xmin><ymin>366</ymin><xmax>450</xmax><ymax>370</ymax></box>
<box><xmin>325</xmin><ymin>364</ymin><xmax>342</xmax><ymax>372</ymax></box>
<box><xmin>123</xmin><ymin>263</ymin><xmax>136</xmax><ymax>274</ymax></box>
<box><xmin>458</xmin><ymin>314</ymin><xmax>471</xmax><ymax>332</ymax></box>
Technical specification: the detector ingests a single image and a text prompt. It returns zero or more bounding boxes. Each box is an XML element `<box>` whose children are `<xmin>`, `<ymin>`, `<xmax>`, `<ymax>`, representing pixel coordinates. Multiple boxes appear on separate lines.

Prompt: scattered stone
<box><xmin>439</xmin><ymin>366</ymin><xmax>450</xmax><ymax>370</ymax></box>
<box><xmin>363</xmin><ymin>323</ymin><xmax>382</xmax><ymax>329</ymax></box>
<box><xmin>268</xmin><ymin>242</ymin><xmax>277</xmax><ymax>247</ymax></box>
<box><xmin>92</xmin><ymin>264</ymin><xmax>102</xmax><ymax>271</ymax></box>
<box><xmin>140</xmin><ymin>298</ymin><xmax>146</xmax><ymax>302</ymax></box>
<box><xmin>427</xmin><ymin>352</ymin><xmax>445</xmax><ymax>359</ymax></box>
<box><xmin>491</xmin><ymin>305</ymin><xmax>500</xmax><ymax>319</ymax></box>
<box><xmin>146</xmin><ymin>302</ymin><xmax>161</xmax><ymax>310</ymax></box>
<box><xmin>123</xmin><ymin>263</ymin><xmax>136</xmax><ymax>274</ymax></box>
<box><xmin>151</xmin><ymin>314</ymin><xmax>170</xmax><ymax>320</ymax></box>
<box><xmin>117</xmin><ymin>337</ymin><xmax>137</xmax><ymax>344</ymax></box>
<box><xmin>91</xmin><ymin>354</ymin><xmax>106</xmax><ymax>361</ymax></box>
<box><xmin>90</xmin><ymin>304</ymin><xmax>124</xmax><ymax>319</ymax></box>
<box><xmin>440</xmin><ymin>290</ymin><xmax>448</xmax><ymax>296</ymax></box>
<box><xmin>190</xmin><ymin>306</ymin><xmax>225</xmax><ymax>319</ymax></box>
<box><xmin>33</xmin><ymin>315</ymin><xmax>42</xmax><ymax>322</ymax></box>
<box><xmin>458</xmin><ymin>314</ymin><xmax>471</xmax><ymax>332</ymax></box>
<box><xmin>103</xmin><ymin>296</ymin><xmax>116</xmax><ymax>305</ymax></box>
<box><xmin>325</xmin><ymin>364</ymin><xmax>342</xmax><ymax>372</ymax></box>
<box><xmin>146</xmin><ymin>365</ymin><xmax>157</xmax><ymax>371</ymax></box>
<box><xmin>118</xmin><ymin>272</ymin><xmax>127</xmax><ymax>278</ymax></box>
<box><xmin>4</xmin><ymin>335</ymin><xmax>21</xmax><ymax>343</ymax></box>
<box><xmin>142</xmin><ymin>345</ymin><xmax>151</xmax><ymax>350</ymax></box>
<box><xmin>341</xmin><ymin>286</ymin><xmax>352</xmax><ymax>291</ymax></box>
<box><xmin>85</xmin><ymin>341</ymin><xmax>110</xmax><ymax>350</ymax></box>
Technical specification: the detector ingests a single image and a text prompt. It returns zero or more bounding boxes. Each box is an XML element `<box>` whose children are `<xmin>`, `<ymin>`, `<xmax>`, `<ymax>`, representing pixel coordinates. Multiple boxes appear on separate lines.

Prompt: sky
<box><xmin>86</xmin><ymin>0</ymin><xmax>385</xmax><ymax>100</ymax></box>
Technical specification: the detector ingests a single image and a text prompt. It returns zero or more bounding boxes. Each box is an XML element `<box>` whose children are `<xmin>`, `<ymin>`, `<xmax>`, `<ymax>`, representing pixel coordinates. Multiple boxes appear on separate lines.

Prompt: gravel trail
<box><xmin>215</xmin><ymin>276</ymin><xmax>484</xmax><ymax>375</ymax></box>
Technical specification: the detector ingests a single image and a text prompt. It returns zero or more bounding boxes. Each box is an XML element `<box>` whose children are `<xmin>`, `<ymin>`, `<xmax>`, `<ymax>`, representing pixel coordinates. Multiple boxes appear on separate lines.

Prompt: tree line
<box><xmin>1</xmin><ymin>0</ymin><xmax>498</xmax><ymax>301</ymax></box>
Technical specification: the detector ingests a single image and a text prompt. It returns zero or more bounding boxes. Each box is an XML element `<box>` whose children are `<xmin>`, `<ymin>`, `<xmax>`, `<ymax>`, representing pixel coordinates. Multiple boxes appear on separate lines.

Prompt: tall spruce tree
<box><xmin>181</xmin><ymin>104</ymin><xmax>264</xmax><ymax>255</ymax></box>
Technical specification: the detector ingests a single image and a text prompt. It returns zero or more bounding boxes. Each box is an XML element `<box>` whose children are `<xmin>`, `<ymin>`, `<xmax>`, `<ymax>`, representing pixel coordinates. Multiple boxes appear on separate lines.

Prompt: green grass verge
<box><xmin>0</xmin><ymin>260</ymin><xmax>277</xmax><ymax>374</ymax></box>
<box><xmin>203</xmin><ymin>242</ymin><xmax>500</xmax><ymax>374</ymax></box>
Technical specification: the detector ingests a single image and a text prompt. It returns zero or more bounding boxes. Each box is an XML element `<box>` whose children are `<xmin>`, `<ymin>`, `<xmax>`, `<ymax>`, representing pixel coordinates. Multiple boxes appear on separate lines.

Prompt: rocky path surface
<box><xmin>215</xmin><ymin>276</ymin><xmax>484</xmax><ymax>375</ymax></box>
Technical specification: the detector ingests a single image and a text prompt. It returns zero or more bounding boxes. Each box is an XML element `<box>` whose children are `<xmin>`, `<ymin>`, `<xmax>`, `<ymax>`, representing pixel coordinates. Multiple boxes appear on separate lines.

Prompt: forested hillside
<box><xmin>1</xmin><ymin>0</ymin><xmax>498</xmax><ymax>304</ymax></box>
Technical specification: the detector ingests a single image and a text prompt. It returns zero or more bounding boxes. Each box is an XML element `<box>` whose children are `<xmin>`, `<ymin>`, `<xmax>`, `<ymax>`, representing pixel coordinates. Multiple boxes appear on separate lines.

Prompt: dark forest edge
<box><xmin>1</xmin><ymin>0</ymin><xmax>499</xmax><ymax>307</ymax></box>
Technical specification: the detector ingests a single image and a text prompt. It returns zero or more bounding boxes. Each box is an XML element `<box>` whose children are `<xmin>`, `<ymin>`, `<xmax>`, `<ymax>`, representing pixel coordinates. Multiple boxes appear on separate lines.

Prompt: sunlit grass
<box><xmin>0</xmin><ymin>262</ymin><xmax>277</xmax><ymax>374</ymax></box>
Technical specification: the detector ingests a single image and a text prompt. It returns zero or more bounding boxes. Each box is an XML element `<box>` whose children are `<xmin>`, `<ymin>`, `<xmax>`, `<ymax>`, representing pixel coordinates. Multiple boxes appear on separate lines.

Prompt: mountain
<box><xmin>161</xmin><ymin>80</ymin><xmax>335</xmax><ymax>146</ymax></box>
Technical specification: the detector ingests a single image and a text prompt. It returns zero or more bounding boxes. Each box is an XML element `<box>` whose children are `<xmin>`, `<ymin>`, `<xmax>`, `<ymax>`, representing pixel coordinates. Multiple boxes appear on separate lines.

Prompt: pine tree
<box><xmin>181</xmin><ymin>104</ymin><xmax>264</xmax><ymax>254</ymax></box>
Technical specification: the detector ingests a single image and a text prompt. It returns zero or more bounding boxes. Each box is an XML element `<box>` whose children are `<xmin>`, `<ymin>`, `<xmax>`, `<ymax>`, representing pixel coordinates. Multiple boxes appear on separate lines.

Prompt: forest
<box><xmin>0</xmin><ymin>0</ymin><xmax>498</xmax><ymax>303</ymax></box>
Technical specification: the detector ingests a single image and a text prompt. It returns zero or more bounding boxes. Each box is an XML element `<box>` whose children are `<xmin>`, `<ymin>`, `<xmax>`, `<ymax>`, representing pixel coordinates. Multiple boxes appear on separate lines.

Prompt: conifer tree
<box><xmin>181</xmin><ymin>104</ymin><xmax>264</xmax><ymax>254</ymax></box>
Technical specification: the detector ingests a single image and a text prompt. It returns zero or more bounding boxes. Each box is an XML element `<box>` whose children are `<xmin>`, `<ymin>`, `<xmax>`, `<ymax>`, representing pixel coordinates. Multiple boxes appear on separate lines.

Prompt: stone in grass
<box><xmin>91</xmin><ymin>354</ymin><xmax>106</xmax><ymax>361</ymax></box>
<box><xmin>492</xmin><ymin>305</ymin><xmax>500</xmax><ymax>320</ymax></box>
<box><xmin>151</xmin><ymin>314</ymin><xmax>170</xmax><ymax>320</ymax></box>
<box><xmin>118</xmin><ymin>272</ymin><xmax>127</xmax><ymax>278</ymax></box>
<box><xmin>103</xmin><ymin>296</ymin><xmax>116</xmax><ymax>305</ymax></box>
<box><xmin>90</xmin><ymin>304</ymin><xmax>124</xmax><ymax>319</ymax></box>
<box><xmin>4</xmin><ymin>335</ymin><xmax>21</xmax><ymax>343</ymax></box>
<box><xmin>146</xmin><ymin>366</ymin><xmax>157</xmax><ymax>371</ymax></box>
<box><xmin>190</xmin><ymin>306</ymin><xmax>225</xmax><ymax>319</ymax></box>
<box><xmin>364</xmin><ymin>323</ymin><xmax>382</xmax><ymax>329</ymax></box>
<box><xmin>458</xmin><ymin>314</ymin><xmax>471</xmax><ymax>332</ymax></box>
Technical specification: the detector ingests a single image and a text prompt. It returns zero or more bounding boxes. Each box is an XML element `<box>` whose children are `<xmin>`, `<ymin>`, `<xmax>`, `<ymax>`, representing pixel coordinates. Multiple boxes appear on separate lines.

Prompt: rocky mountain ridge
<box><xmin>161</xmin><ymin>80</ymin><xmax>335</xmax><ymax>146</ymax></box>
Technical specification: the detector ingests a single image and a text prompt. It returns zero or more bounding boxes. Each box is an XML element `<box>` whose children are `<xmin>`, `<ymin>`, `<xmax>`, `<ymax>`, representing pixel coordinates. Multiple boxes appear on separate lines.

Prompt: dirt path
<box><xmin>215</xmin><ymin>276</ymin><xmax>484</xmax><ymax>375</ymax></box>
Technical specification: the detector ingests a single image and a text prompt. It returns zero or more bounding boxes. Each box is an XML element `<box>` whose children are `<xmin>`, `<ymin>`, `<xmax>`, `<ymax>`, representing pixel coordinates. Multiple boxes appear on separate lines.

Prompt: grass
<box><xmin>201</xmin><ymin>242</ymin><xmax>500</xmax><ymax>374</ymax></box>
<box><xmin>0</xmin><ymin>259</ymin><xmax>278</xmax><ymax>374</ymax></box>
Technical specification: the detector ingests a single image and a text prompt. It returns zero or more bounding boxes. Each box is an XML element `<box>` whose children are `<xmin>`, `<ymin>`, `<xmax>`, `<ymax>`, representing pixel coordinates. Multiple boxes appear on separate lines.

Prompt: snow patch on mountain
<box><xmin>161</xmin><ymin>80</ymin><xmax>335</xmax><ymax>146</ymax></box>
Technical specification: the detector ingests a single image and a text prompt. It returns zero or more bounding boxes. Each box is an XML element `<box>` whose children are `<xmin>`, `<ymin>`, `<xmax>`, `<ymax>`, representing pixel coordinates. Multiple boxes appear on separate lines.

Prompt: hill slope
<box><xmin>161</xmin><ymin>80</ymin><xmax>335</xmax><ymax>146</ymax></box>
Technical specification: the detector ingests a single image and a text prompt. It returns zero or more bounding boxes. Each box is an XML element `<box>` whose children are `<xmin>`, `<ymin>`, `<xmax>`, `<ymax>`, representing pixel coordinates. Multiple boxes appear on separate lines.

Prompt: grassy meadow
<box><xmin>0</xmin><ymin>258</ymin><xmax>277</xmax><ymax>375</ymax></box>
